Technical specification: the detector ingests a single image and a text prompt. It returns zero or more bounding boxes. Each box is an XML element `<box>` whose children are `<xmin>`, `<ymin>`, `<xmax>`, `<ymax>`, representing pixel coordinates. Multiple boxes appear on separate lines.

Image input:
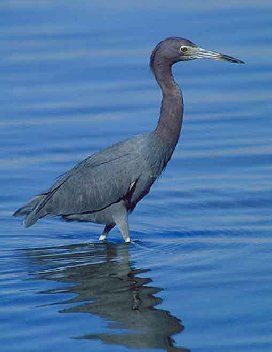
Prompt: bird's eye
<box><xmin>180</xmin><ymin>46</ymin><xmax>188</xmax><ymax>53</ymax></box>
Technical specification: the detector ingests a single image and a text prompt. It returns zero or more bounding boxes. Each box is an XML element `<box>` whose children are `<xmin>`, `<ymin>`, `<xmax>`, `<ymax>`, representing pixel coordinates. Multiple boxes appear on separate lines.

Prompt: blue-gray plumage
<box><xmin>13</xmin><ymin>37</ymin><xmax>244</xmax><ymax>242</ymax></box>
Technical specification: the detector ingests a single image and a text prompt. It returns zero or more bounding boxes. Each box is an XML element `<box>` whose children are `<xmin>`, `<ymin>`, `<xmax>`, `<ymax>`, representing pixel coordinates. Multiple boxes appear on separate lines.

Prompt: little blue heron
<box><xmin>13</xmin><ymin>37</ymin><xmax>244</xmax><ymax>242</ymax></box>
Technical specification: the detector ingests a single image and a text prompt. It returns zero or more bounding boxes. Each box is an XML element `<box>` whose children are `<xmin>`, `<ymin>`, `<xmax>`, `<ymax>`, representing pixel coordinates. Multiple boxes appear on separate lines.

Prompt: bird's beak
<box><xmin>194</xmin><ymin>47</ymin><xmax>245</xmax><ymax>64</ymax></box>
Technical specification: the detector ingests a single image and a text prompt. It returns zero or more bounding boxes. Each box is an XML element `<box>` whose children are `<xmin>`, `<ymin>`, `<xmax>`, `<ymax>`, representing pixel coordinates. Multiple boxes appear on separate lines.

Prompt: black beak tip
<box><xmin>236</xmin><ymin>58</ymin><xmax>245</xmax><ymax>64</ymax></box>
<box><xmin>219</xmin><ymin>53</ymin><xmax>245</xmax><ymax>64</ymax></box>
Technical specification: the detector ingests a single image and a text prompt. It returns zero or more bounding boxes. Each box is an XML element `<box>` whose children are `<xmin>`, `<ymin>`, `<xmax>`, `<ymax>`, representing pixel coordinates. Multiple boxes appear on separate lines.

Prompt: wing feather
<box><xmin>27</xmin><ymin>134</ymin><xmax>149</xmax><ymax>223</ymax></box>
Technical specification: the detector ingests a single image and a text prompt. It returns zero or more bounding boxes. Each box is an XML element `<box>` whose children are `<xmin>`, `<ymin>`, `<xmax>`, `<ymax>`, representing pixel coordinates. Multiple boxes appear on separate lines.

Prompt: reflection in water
<box><xmin>25</xmin><ymin>243</ymin><xmax>189</xmax><ymax>351</ymax></box>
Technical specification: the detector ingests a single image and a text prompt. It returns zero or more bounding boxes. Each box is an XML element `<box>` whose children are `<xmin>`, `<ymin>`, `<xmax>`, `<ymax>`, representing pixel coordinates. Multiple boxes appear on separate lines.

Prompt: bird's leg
<box><xmin>115</xmin><ymin>213</ymin><xmax>131</xmax><ymax>243</ymax></box>
<box><xmin>116</xmin><ymin>219</ymin><xmax>131</xmax><ymax>243</ymax></box>
<box><xmin>99</xmin><ymin>223</ymin><xmax>115</xmax><ymax>241</ymax></box>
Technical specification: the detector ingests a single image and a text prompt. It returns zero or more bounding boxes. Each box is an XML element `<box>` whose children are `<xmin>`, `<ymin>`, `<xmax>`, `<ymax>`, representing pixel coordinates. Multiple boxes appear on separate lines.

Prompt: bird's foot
<box><xmin>125</xmin><ymin>237</ymin><xmax>131</xmax><ymax>244</ymax></box>
<box><xmin>99</xmin><ymin>234</ymin><xmax>107</xmax><ymax>241</ymax></box>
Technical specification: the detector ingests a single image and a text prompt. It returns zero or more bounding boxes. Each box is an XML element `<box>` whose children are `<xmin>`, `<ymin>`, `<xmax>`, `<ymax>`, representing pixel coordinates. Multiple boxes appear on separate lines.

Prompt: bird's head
<box><xmin>150</xmin><ymin>37</ymin><xmax>244</xmax><ymax>66</ymax></box>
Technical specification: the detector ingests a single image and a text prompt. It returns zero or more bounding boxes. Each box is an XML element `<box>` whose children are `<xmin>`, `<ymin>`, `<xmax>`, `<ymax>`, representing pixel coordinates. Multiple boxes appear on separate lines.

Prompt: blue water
<box><xmin>1</xmin><ymin>1</ymin><xmax>272</xmax><ymax>351</ymax></box>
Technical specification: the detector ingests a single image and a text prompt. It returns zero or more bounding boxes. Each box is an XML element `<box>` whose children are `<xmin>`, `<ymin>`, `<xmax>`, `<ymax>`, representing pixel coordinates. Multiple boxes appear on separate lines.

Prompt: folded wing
<box><xmin>23</xmin><ymin>134</ymin><xmax>150</xmax><ymax>227</ymax></box>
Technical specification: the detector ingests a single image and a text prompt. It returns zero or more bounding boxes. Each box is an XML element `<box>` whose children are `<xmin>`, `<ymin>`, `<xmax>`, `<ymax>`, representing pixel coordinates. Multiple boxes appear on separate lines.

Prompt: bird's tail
<box><xmin>13</xmin><ymin>195</ymin><xmax>45</xmax><ymax>227</ymax></box>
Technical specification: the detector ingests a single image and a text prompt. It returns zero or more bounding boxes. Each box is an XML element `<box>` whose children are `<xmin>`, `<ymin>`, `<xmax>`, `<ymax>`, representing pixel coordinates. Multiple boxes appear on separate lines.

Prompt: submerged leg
<box><xmin>115</xmin><ymin>213</ymin><xmax>131</xmax><ymax>243</ymax></box>
<box><xmin>99</xmin><ymin>223</ymin><xmax>115</xmax><ymax>241</ymax></box>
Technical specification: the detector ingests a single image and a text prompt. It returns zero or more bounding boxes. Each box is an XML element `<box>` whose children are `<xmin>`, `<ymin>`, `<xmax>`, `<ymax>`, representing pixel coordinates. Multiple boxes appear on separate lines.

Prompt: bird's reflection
<box><xmin>25</xmin><ymin>242</ymin><xmax>189</xmax><ymax>351</ymax></box>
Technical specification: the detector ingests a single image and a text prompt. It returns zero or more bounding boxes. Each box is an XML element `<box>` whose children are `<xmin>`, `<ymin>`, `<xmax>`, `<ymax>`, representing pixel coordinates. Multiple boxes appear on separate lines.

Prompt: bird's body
<box><xmin>17</xmin><ymin>132</ymin><xmax>175</xmax><ymax>241</ymax></box>
<box><xmin>14</xmin><ymin>37</ymin><xmax>243</xmax><ymax>242</ymax></box>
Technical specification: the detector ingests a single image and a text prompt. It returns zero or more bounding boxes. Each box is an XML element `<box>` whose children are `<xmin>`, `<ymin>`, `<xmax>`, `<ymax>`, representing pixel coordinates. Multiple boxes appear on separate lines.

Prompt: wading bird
<box><xmin>14</xmin><ymin>37</ymin><xmax>244</xmax><ymax>242</ymax></box>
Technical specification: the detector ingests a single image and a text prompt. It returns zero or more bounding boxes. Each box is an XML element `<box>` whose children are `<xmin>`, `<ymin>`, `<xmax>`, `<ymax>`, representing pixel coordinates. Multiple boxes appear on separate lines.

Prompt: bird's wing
<box><xmin>30</xmin><ymin>134</ymin><xmax>150</xmax><ymax>220</ymax></box>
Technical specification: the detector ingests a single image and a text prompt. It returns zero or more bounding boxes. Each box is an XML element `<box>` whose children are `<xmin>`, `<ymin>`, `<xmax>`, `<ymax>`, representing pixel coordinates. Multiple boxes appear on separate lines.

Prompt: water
<box><xmin>1</xmin><ymin>1</ymin><xmax>272</xmax><ymax>351</ymax></box>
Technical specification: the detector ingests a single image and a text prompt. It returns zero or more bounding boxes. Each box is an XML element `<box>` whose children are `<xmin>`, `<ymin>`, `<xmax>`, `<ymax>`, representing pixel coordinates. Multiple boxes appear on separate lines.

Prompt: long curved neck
<box><xmin>152</xmin><ymin>56</ymin><xmax>183</xmax><ymax>147</ymax></box>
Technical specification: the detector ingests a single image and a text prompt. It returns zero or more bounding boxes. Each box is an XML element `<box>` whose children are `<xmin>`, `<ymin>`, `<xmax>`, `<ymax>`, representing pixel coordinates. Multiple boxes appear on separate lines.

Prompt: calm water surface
<box><xmin>1</xmin><ymin>1</ymin><xmax>272</xmax><ymax>351</ymax></box>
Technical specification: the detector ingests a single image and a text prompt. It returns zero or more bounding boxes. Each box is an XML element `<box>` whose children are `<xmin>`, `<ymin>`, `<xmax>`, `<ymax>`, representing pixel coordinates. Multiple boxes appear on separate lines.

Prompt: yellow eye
<box><xmin>180</xmin><ymin>46</ymin><xmax>188</xmax><ymax>53</ymax></box>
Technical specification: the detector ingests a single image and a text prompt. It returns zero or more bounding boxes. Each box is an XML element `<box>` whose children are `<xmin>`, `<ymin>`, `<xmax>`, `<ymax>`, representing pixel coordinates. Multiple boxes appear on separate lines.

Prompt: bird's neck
<box><xmin>152</xmin><ymin>57</ymin><xmax>183</xmax><ymax>147</ymax></box>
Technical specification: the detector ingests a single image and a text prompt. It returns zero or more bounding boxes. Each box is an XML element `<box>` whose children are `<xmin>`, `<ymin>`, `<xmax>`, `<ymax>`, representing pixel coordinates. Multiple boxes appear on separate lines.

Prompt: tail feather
<box><xmin>24</xmin><ymin>212</ymin><xmax>40</xmax><ymax>228</ymax></box>
<box><xmin>13</xmin><ymin>207</ymin><xmax>29</xmax><ymax>217</ymax></box>
<box><xmin>13</xmin><ymin>195</ymin><xmax>45</xmax><ymax>227</ymax></box>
